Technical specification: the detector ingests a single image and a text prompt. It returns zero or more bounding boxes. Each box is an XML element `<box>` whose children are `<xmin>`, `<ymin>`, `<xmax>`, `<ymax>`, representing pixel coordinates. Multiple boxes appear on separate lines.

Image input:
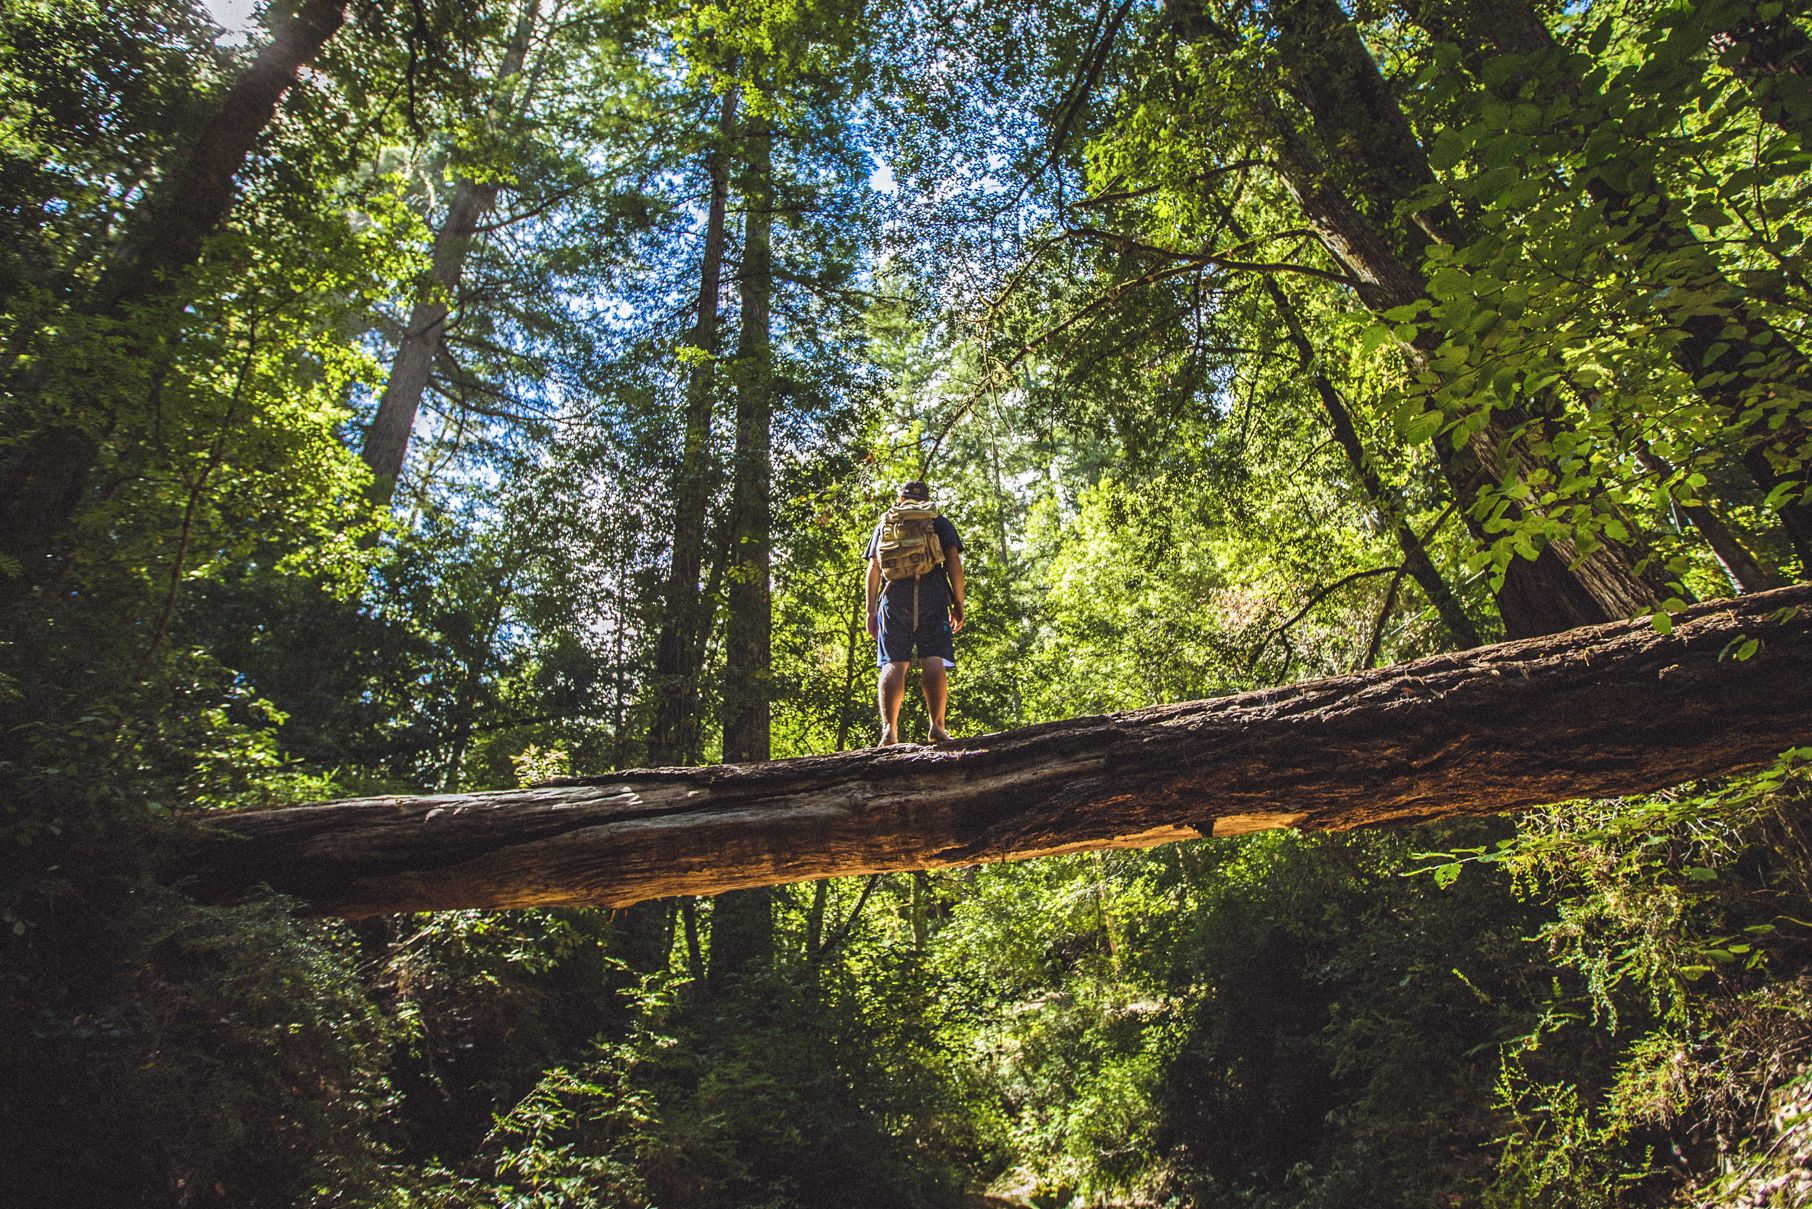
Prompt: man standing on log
<box><xmin>866</xmin><ymin>480</ymin><xmax>965</xmax><ymax>745</ymax></box>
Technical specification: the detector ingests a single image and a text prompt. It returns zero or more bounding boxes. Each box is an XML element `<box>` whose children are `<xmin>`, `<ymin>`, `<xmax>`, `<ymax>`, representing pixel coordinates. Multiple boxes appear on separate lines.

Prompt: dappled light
<box><xmin>3</xmin><ymin>0</ymin><xmax>1811</xmax><ymax>1204</ymax></box>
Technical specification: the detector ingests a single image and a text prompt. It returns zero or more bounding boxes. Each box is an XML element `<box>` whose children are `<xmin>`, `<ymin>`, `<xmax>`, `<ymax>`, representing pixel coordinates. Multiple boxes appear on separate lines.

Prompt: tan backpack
<box><xmin>875</xmin><ymin>500</ymin><xmax>945</xmax><ymax>583</ymax></box>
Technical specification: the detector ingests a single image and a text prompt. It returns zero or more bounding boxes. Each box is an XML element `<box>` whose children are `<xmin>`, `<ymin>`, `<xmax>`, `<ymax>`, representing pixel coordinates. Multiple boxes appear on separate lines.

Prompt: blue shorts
<box><xmin>876</xmin><ymin>600</ymin><xmax>956</xmax><ymax>669</ymax></box>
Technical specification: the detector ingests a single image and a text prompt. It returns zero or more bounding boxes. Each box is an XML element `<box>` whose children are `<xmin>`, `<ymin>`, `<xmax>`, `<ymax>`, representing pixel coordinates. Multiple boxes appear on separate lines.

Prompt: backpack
<box><xmin>875</xmin><ymin>500</ymin><xmax>945</xmax><ymax>583</ymax></box>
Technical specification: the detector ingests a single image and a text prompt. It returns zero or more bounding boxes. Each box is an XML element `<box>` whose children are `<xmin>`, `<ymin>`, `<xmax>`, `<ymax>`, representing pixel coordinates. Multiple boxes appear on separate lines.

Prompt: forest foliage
<box><xmin>2</xmin><ymin>0</ymin><xmax>1811</xmax><ymax>1204</ymax></box>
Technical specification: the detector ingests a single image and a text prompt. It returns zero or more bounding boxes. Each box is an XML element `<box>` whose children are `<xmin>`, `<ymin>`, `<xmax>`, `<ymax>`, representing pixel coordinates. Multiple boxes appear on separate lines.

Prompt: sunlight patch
<box><xmin>1211</xmin><ymin>811</ymin><xmax>1307</xmax><ymax>838</ymax></box>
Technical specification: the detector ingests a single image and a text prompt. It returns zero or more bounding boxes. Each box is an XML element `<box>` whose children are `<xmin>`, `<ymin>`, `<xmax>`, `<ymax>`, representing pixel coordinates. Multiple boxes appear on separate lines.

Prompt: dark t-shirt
<box><xmin>866</xmin><ymin>513</ymin><xmax>963</xmax><ymax>615</ymax></box>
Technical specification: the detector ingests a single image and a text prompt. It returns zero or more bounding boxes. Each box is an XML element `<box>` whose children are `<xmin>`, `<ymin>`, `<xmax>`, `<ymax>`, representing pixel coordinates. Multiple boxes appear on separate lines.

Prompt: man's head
<box><xmin>898</xmin><ymin>480</ymin><xmax>931</xmax><ymax>502</ymax></box>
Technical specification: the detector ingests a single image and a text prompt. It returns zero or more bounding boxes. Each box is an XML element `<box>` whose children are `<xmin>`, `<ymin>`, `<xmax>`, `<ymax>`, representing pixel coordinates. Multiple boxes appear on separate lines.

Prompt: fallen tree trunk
<box><xmin>184</xmin><ymin>586</ymin><xmax>1812</xmax><ymax>916</ymax></box>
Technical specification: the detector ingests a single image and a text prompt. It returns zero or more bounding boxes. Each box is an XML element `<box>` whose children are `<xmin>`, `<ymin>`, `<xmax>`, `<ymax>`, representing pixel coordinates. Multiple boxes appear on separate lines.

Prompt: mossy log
<box><xmin>183</xmin><ymin>585</ymin><xmax>1812</xmax><ymax>916</ymax></box>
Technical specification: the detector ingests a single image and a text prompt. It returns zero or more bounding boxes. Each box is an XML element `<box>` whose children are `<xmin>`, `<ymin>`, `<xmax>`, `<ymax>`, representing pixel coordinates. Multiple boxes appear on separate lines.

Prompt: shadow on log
<box><xmin>180</xmin><ymin>586</ymin><xmax>1812</xmax><ymax>916</ymax></box>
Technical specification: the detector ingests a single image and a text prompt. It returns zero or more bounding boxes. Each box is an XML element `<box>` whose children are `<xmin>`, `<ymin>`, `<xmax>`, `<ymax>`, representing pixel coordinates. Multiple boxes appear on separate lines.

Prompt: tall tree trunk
<box><xmin>626</xmin><ymin>149</ymin><xmax>740</xmax><ymax>977</ymax></box>
<box><xmin>0</xmin><ymin>0</ymin><xmax>351</xmax><ymax>613</ymax></box>
<box><xmin>710</xmin><ymin>115</ymin><xmax>775</xmax><ymax>983</ymax></box>
<box><xmin>97</xmin><ymin>0</ymin><xmax>353</xmax><ymax>315</ymax></box>
<box><xmin>612</xmin><ymin>532</ymin><xmax>630</xmax><ymax>767</ymax></box>
<box><xmin>646</xmin><ymin>89</ymin><xmax>740</xmax><ymax>768</ymax></box>
<box><xmin>834</xmin><ymin>587</ymin><xmax>863</xmax><ymax>753</ymax></box>
<box><xmin>361</xmin><ymin>0</ymin><xmax>539</xmax><ymax>499</ymax></box>
<box><xmin>682</xmin><ymin>898</ymin><xmax>704</xmax><ymax>979</ymax></box>
<box><xmin>1170</xmin><ymin>0</ymin><xmax>1665</xmax><ymax>636</ymax></box>
<box><xmin>1404</xmin><ymin>0</ymin><xmax>1812</xmax><ymax>573</ymax></box>
<box><xmin>805</xmin><ymin>879</ymin><xmax>828</xmax><ymax>957</ymax></box>
<box><xmin>1274</xmin><ymin>0</ymin><xmax>1674</xmax><ymax>631</ymax></box>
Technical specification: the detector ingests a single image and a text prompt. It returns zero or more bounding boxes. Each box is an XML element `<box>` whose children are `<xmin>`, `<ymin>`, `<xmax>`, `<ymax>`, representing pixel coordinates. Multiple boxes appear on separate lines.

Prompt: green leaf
<box><xmin>1396</xmin><ymin>408</ymin><xmax>1443</xmax><ymax>445</ymax></box>
<box><xmin>1690</xmin><ymin>204</ymin><xmax>1730</xmax><ymax>232</ymax></box>
<box><xmin>1428</xmin><ymin>266</ymin><xmax>1471</xmax><ymax>298</ymax></box>
<box><xmin>1429</xmin><ymin>129</ymin><xmax>1469</xmax><ymax>172</ymax></box>
<box><xmin>1470</xmin><ymin>166</ymin><xmax>1519</xmax><ymax>206</ymax></box>
<box><xmin>1501</xmin><ymin>178</ymin><xmax>1544</xmax><ymax>210</ymax></box>
<box><xmin>1764</xmin><ymin>481</ymin><xmax>1806</xmax><ymax>511</ymax></box>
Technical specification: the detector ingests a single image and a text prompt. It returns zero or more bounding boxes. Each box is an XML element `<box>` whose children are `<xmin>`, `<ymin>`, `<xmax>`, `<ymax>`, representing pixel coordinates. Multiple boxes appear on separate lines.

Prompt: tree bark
<box><xmin>97</xmin><ymin>0</ymin><xmax>352</xmax><ymax>314</ymax></box>
<box><xmin>361</xmin><ymin>0</ymin><xmax>540</xmax><ymax>498</ymax></box>
<box><xmin>1271</xmin><ymin>0</ymin><xmax>1674</xmax><ymax>630</ymax></box>
<box><xmin>710</xmin><ymin>114</ymin><xmax>776</xmax><ymax>982</ymax></box>
<box><xmin>181</xmin><ymin>584</ymin><xmax>1812</xmax><ymax>916</ymax></box>
<box><xmin>363</xmin><ymin>179</ymin><xmax>496</xmax><ymax>496</ymax></box>
<box><xmin>646</xmin><ymin>88</ymin><xmax>740</xmax><ymax>768</ymax></box>
<box><xmin>0</xmin><ymin>0</ymin><xmax>351</xmax><ymax>609</ymax></box>
<box><xmin>1404</xmin><ymin>0</ymin><xmax>1812</xmax><ymax>572</ymax></box>
<box><xmin>1172</xmin><ymin>0</ymin><xmax>1665</xmax><ymax>637</ymax></box>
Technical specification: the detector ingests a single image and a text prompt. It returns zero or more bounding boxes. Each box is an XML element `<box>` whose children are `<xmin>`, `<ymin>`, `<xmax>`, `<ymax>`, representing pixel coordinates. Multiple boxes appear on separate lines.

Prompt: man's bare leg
<box><xmin>921</xmin><ymin>657</ymin><xmax>950</xmax><ymax>742</ymax></box>
<box><xmin>878</xmin><ymin>661</ymin><xmax>909</xmax><ymax>745</ymax></box>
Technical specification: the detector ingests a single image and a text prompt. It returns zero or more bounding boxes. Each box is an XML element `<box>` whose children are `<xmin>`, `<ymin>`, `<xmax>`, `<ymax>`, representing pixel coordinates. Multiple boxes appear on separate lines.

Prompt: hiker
<box><xmin>865</xmin><ymin>480</ymin><xmax>965</xmax><ymax>745</ymax></box>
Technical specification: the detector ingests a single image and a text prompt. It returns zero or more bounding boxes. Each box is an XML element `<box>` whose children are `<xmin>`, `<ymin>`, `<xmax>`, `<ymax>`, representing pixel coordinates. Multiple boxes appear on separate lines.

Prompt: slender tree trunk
<box><xmin>834</xmin><ymin>588</ymin><xmax>862</xmax><ymax>753</ymax></box>
<box><xmin>361</xmin><ymin>0</ymin><xmax>538</xmax><ymax>499</ymax></box>
<box><xmin>1633</xmin><ymin>446</ymin><xmax>1784</xmax><ymax>593</ymax></box>
<box><xmin>1255</xmin><ymin>269</ymin><xmax>1484</xmax><ymax>648</ymax></box>
<box><xmin>647</xmin><ymin>89</ymin><xmax>740</xmax><ymax>768</ymax></box>
<box><xmin>709</xmin><ymin>114</ymin><xmax>775</xmax><ymax>983</ymax></box>
<box><xmin>682</xmin><ymin>898</ymin><xmax>704</xmax><ymax>980</ymax></box>
<box><xmin>612</xmin><ymin>535</ymin><xmax>629</xmax><ymax>767</ymax></box>
<box><xmin>1404</xmin><ymin>0</ymin><xmax>1812</xmax><ymax>573</ymax></box>
<box><xmin>805</xmin><ymin>880</ymin><xmax>828</xmax><ymax>957</ymax></box>
<box><xmin>0</xmin><ymin>0</ymin><xmax>350</xmax><ymax>611</ymax></box>
<box><xmin>362</xmin><ymin>179</ymin><xmax>496</xmax><ymax>496</ymax></box>
<box><xmin>909</xmin><ymin>871</ymin><xmax>928</xmax><ymax>950</ymax></box>
<box><xmin>617</xmin><ymin>92</ymin><xmax>743</xmax><ymax>977</ymax></box>
<box><xmin>720</xmin><ymin>114</ymin><xmax>773</xmax><ymax>769</ymax></box>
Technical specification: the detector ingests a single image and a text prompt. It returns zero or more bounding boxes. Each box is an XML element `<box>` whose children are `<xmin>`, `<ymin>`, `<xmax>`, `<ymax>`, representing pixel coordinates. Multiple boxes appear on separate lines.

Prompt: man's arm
<box><xmin>865</xmin><ymin>557</ymin><xmax>882</xmax><ymax>637</ymax></box>
<box><xmin>946</xmin><ymin>546</ymin><xmax>965</xmax><ymax>632</ymax></box>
